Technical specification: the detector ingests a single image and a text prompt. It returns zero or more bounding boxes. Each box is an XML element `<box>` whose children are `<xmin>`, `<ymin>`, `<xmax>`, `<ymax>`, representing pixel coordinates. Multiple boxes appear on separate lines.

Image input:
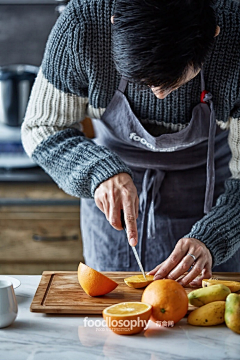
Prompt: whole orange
<box><xmin>141</xmin><ymin>279</ymin><xmax>188</xmax><ymax>324</ymax></box>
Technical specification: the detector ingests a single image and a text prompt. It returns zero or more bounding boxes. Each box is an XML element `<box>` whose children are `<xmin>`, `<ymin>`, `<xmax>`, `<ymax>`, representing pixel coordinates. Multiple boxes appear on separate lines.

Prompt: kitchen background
<box><xmin>0</xmin><ymin>0</ymin><xmax>89</xmax><ymax>274</ymax></box>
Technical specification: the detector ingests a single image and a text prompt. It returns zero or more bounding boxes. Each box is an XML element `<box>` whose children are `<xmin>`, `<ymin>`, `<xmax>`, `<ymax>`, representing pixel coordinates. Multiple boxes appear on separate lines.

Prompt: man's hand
<box><xmin>148</xmin><ymin>237</ymin><xmax>212</xmax><ymax>286</ymax></box>
<box><xmin>94</xmin><ymin>173</ymin><xmax>139</xmax><ymax>246</ymax></box>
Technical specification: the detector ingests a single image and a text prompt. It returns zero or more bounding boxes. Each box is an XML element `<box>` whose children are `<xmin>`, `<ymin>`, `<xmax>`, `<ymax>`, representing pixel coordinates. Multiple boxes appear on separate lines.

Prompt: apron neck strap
<box><xmin>204</xmin><ymin>94</ymin><xmax>216</xmax><ymax>214</ymax></box>
<box><xmin>200</xmin><ymin>67</ymin><xmax>216</xmax><ymax>214</ymax></box>
<box><xmin>200</xmin><ymin>69</ymin><xmax>205</xmax><ymax>92</ymax></box>
<box><xmin>118</xmin><ymin>76</ymin><xmax>128</xmax><ymax>93</ymax></box>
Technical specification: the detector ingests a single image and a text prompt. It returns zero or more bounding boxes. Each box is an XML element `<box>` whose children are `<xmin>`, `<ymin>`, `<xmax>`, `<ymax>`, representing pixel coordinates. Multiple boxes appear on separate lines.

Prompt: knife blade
<box><xmin>120</xmin><ymin>210</ymin><xmax>147</xmax><ymax>280</ymax></box>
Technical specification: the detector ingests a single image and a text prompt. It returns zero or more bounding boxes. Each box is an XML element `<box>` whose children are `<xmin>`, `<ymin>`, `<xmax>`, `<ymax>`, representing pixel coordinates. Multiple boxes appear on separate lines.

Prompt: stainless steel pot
<box><xmin>0</xmin><ymin>64</ymin><xmax>39</xmax><ymax>127</ymax></box>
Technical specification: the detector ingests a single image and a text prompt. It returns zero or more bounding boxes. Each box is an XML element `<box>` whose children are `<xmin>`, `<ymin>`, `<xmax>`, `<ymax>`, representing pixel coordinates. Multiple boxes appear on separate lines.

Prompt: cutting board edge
<box><xmin>30</xmin><ymin>306</ymin><xmax>106</xmax><ymax>314</ymax></box>
<box><xmin>30</xmin><ymin>272</ymin><xmax>54</xmax><ymax>311</ymax></box>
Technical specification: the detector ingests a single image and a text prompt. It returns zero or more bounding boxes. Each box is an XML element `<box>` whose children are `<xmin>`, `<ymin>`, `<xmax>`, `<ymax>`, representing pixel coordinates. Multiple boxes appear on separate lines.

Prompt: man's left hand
<box><xmin>148</xmin><ymin>237</ymin><xmax>212</xmax><ymax>286</ymax></box>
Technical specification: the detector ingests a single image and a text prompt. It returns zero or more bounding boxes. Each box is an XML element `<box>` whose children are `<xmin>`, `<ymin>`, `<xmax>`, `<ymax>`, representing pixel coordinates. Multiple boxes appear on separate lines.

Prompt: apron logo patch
<box><xmin>129</xmin><ymin>132</ymin><xmax>159</xmax><ymax>151</ymax></box>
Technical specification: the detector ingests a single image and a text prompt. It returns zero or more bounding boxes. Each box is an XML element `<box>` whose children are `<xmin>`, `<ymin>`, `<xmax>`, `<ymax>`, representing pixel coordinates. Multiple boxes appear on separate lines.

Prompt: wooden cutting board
<box><xmin>30</xmin><ymin>271</ymin><xmax>240</xmax><ymax>314</ymax></box>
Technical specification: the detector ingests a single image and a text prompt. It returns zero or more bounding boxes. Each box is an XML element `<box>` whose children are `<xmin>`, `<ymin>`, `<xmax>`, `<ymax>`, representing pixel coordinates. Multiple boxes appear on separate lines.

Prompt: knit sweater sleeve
<box><xmin>185</xmin><ymin>115</ymin><xmax>240</xmax><ymax>267</ymax></box>
<box><xmin>21</xmin><ymin>1</ymin><xmax>132</xmax><ymax>198</ymax></box>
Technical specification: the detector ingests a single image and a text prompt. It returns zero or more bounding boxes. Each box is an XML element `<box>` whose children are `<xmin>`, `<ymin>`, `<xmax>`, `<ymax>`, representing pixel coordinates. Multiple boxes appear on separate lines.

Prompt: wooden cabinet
<box><xmin>0</xmin><ymin>182</ymin><xmax>83</xmax><ymax>274</ymax></box>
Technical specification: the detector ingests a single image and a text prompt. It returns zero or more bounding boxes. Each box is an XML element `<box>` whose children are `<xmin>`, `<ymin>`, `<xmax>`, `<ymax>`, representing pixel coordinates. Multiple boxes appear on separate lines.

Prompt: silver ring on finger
<box><xmin>187</xmin><ymin>253</ymin><xmax>197</xmax><ymax>261</ymax></box>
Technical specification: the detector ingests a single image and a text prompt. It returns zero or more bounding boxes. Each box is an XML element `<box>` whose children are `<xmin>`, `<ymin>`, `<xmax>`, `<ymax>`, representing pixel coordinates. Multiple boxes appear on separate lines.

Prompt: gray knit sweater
<box><xmin>21</xmin><ymin>0</ymin><xmax>240</xmax><ymax>267</ymax></box>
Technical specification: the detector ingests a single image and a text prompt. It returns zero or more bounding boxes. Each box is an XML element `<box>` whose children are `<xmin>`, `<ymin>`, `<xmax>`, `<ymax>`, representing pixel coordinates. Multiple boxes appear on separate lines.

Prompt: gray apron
<box><xmin>81</xmin><ymin>71</ymin><xmax>240</xmax><ymax>272</ymax></box>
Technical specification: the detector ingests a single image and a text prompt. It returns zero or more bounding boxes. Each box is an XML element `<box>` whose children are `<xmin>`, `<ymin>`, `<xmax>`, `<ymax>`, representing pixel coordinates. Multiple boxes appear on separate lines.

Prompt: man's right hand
<box><xmin>94</xmin><ymin>173</ymin><xmax>139</xmax><ymax>246</ymax></box>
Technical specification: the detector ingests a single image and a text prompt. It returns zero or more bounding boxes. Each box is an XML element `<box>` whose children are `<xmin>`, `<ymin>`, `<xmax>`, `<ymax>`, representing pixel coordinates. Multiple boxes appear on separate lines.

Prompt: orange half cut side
<box><xmin>102</xmin><ymin>302</ymin><xmax>152</xmax><ymax>335</ymax></box>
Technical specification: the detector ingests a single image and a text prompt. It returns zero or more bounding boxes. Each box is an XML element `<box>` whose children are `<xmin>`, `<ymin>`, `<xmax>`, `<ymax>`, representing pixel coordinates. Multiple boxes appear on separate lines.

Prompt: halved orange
<box><xmin>78</xmin><ymin>262</ymin><xmax>118</xmax><ymax>296</ymax></box>
<box><xmin>102</xmin><ymin>302</ymin><xmax>152</xmax><ymax>335</ymax></box>
<box><xmin>124</xmin><ymin>274</ymin><xmax>154</xmax><ymax>288</ymax></box>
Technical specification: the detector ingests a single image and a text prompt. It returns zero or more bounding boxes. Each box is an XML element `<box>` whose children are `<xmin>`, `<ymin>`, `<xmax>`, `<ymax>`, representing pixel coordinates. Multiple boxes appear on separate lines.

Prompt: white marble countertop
<box><xmin>0</xmin><ymin>275</ymin><xmax>240</xmax><ymax>360</ymax></box>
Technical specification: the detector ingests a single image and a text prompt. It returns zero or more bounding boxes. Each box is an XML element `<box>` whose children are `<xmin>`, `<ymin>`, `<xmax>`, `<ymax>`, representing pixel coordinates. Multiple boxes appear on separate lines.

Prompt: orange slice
<box><xmin>78</xmin><ymin>262</ymin><xmax>118</xmax><ymax>296</ymax></box>
<box><xmin>102</xmin><ymin>302</ymin><xmax>152</xmax><ymax>335</ymax></box>
<box><xmin>202</xmin><ymin>279</ymin><xmax>240</xmax><ymax>293</ymax></box>
<box><xmin>124</xmin><ymin>274</ymin><xmax>154</xmax><ymax>288</ymax></box>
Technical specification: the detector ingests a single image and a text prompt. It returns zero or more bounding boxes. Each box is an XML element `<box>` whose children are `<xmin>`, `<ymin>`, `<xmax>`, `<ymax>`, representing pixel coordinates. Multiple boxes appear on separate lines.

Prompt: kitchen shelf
<box><xmin>0</xmin><ymin>182</ymin><xmax>83</xmax><ymax>275</ymax></box>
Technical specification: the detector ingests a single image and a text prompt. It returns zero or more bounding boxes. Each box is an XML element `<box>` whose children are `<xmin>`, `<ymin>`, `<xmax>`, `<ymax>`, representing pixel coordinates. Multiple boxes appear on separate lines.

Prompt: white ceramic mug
<box><xmin>0</xmin><ymin>280</ymin><xmax>18</xmax><ymax>328</ymax></box>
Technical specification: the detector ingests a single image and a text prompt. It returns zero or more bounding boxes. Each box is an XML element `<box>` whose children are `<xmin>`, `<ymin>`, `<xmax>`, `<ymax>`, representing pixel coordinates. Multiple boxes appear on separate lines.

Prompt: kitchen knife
<box><xmin>120</xmin><ymin>210</ymin><xmax>147</xmax><ymax>280</ymax></box>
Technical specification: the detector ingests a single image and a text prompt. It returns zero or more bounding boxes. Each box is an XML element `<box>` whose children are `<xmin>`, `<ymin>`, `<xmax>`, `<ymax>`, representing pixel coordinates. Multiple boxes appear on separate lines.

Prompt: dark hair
<box><xmin>112</xmin><ymin>0</ymin><xmax>217</xmax><ymax>90</ymax></box>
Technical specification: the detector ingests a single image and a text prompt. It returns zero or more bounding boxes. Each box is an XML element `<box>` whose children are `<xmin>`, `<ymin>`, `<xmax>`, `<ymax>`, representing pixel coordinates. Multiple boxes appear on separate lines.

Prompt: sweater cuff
<box><xmin>31</xmin><ymin>128</ymin><xmax>133</xmax><ymax>199</ymax></box>
<box><xmin>184</xmin><ymin>178</ymin><xmax>240</xmax><ymax>267</ymax></box>
<box><xmin>90</xmin><ymin>153</ymin><xmax>133</xmax><ymax>197</ymax></box>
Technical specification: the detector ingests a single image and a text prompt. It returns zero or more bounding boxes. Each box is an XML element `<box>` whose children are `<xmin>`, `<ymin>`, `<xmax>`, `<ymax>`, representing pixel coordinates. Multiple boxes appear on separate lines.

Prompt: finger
<box><xmin>189</xmin><ymin>266</ymin><xmax>212</xmax><ymax>287</ymax></box>
<box><xmin>178</xmin><ymin>260</ymin><xmax>205</xmax><ymax>286</ymax></box>
<box><xmin>102</xmin><ymin>199</ymin><xmax>110</xmax><ymax>221</ymax></box>
<box><xmin>135</xmin><ymin>196</ymin><xmax>139</xmax><ymax>219</ymax></box>
<box><xmin>147</xmin><ymin>263</ymin><xmax>162</xmax><ymax>275</ymax></box>
<box><xmin>154</xmin><ymin>239</ymin><xmax>190</xmax><ymax>279</ymax></box>
<box><xmin>95</xmin><ymin>198</ymin><xmax>104</xmax><ymax>213</ymax></box>
<box><xmin>165</xmin><ymin>253</ymin><xmax>197</xmax><ymax>281</ymax></box>
<box><xmin>108</xmin><ymin>199</ymin><xmax>122</xmax><ymax>230</ymax></box>
<box><xmin>123</xmin><ymin>203</ymin><xmax>138</xmax><ymax>247</ymax></box>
